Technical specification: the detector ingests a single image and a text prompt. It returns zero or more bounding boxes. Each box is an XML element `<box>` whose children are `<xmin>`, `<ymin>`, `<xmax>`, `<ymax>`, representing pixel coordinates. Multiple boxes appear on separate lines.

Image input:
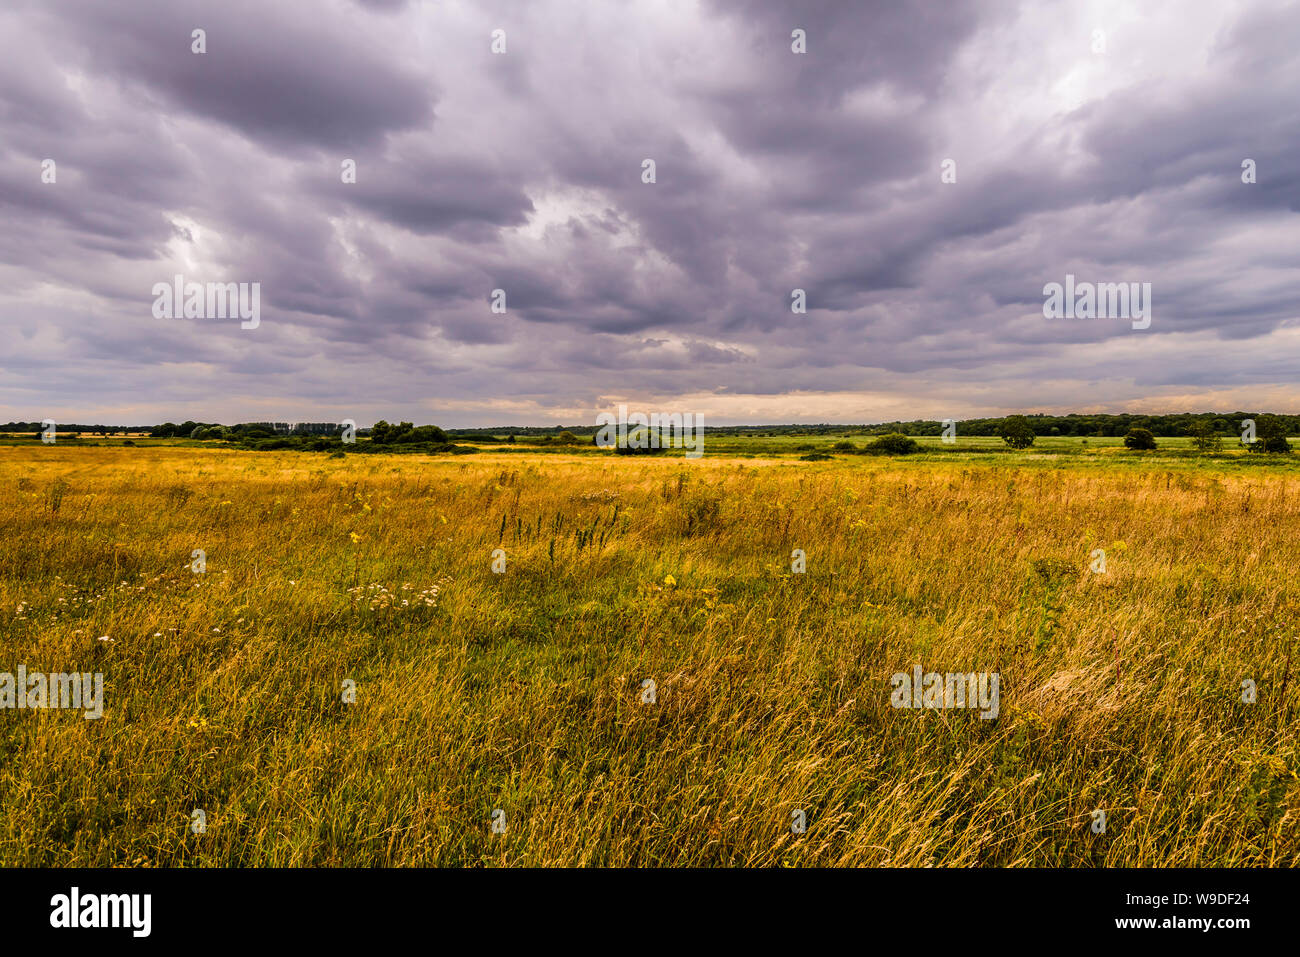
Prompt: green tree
<box><xmin>398</xmin><ymin>425</ymin><xmax>447</xmax><ymax>444</ymax></box>
<box><xmin>1249</xmin><ymin>414</ymin><xmax>1291</xmax><ymax>453</ymax></box>
<box><xmin>1187</xmin><ymin>421</ymin><xmax>1221</xmax><ymax>453</ymax></box>
<box><xmin>1123</xmin><ymin>428</ymin><xmax>1157</xmax><ymax>450</ymax></box>
<box><xmin>864</xmin><ymin>433</ymin><xmax>920</xmax><ymax>455</ymax></box>
<box><xmin>999</xmin><ymin>415</ymin><xmax>1036</xmax><ymax>450</ymax></box>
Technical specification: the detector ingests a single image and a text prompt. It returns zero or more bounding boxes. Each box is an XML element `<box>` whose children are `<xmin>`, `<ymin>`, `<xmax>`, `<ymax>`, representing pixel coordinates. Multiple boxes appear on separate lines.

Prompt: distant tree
<box><xmin>613</xmin><ymin>427</ymin><xmax>667</xmax><ymax>455</ymax></box>
<box><xmin>1249</xmin><ymin>414</ymin><xmax>1291</xmax><ymax>454</ymax></box>
<box><xmin>1187</xmin><ymin>421</ymin><xmax>1222</xmax><ymax>453</ymax></box>
<box><xmin>400</xmin><ymin>425</ymin><xmax>448</xmax><ymax>444</ymax></box>
<box><xmin>555</xmin><ymin>431</ymin><xmax>578</xmax><ymax>444</ymax></box>
<box><xmin>864</xmin><ymin>433</ymin><xmax>920</xmax><ymax>455</ymax></box>
<box><xmin>999</xmin><ymin>415</ymin><xmax>1036</xmax><ymax>450</ymax></box>
<box><xmin>369</xmin><ymin>420</ymin><xmax>447</xmax><ymax>445</ymax></box>
<box><xmin>1123</xmin><ymin>428</ymin><xmax>1157</xmax><ymax>450</ymax></box>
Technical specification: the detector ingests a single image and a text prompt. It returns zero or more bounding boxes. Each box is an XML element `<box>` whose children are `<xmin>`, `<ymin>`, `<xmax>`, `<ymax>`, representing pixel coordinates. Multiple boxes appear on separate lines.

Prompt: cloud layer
<box><xmin>2</xmin><ymin>0</ymin><xmax>1297</xmax><ymax>425</ymax></box>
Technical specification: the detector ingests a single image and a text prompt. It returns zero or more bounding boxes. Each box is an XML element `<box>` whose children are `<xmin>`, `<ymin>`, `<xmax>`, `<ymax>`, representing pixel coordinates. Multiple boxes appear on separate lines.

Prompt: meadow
<box><xmin>1</xmin><ymin>441</ymin><xmax>1297</xmax><ymax>866</ymax></box>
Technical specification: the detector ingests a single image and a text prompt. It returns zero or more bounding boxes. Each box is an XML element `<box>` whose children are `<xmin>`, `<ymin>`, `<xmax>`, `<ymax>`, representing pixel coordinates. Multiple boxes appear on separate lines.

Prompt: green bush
<box><xmin>370</xmin><ymin>420</ymin><xmax>448</xmax><ymax>445</ymax></box>
<box><xmin>1247</xmin><ymin>415</ymin><xmax>1292</xmax><ymax>454</ymax></box>
<box><xmin>999</xmin><ymin>415</ymin><xmax>1036</xmax><ymax>450</ymax></box>
<box><xmin>864</xmin><ymin>433</ymin><xmax>920</xmax><ymax>455</ymax></box>
<box><xmin>1187</xmin><ymin>421</ymin><xmax>1222</xmax><ymax>452</ymax></box>
<box><xmin>613</xmin><ymin>427</ymin><xmax>668</xmax><ymax>455</ymax></box>
<box><xmin>1123</xmin><ymin>428</ymin><xmax>1157</xmax><ymax>450</ymax></box>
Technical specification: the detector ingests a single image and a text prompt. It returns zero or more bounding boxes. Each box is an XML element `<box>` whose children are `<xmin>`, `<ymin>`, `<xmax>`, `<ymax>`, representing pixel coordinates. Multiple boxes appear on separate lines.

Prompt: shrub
<box><xmin>1188</xmin><ymin>421</ymin><xmax>1222</xmax><ymax>453</ymax></box>
<box><xmin>831</xmin><ymin>441</ymin><xmax>857</xmax><ymax>451</ymax></box>
<box><xmin>1123</xmin><ymin>428</ymin><xmax>1157</xmax><ymax>450</ymax></box>
<box><xmin>1248</xmin><ymin>415</ymin><xmax>1291</xmax><ymax>454</ymax></box>
<box><xmin>999</xmin><ymin>415</ymin><xmax>1036</xmax><ymax>450</ymax></box>
<box><xmin>613</xmin><ymin>427</ymin><xmax>668</xmax><ymax>454</ymax></box>
<box><xmin>1249</xmin><ymin>434</ymin><xmax>1292</xmax><ymax>454</ymax></box>
<box><xmin>397</xmin><ymin>425</ymin><xmax>448</xmax><ymax>444</ymax></box>
<box><xmin>864</xmin><ymin>433</ymin><xmax>920</xmax><ymax>455</ymax></box>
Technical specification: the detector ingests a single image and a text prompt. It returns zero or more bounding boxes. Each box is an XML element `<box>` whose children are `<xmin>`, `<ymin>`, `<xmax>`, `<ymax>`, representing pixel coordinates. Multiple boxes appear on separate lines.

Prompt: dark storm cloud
<box><xmin>704</xmin><ymin>0</ymin><xmax>988</xmax><ymax>100</ymax></box>
<box><xmin>0</xmin><ymin>0</ymin><xmax>1297</xmax><ymax>426</ymax></box>
<box><xmin>46</xmin><ymin>0</ymin><xmax>435</xmax><ymax>152</ymax></box>
<box><xmin>313</xmin><ymin>155</ymin><xmax>535</xmax><ymax>236</ymax></box>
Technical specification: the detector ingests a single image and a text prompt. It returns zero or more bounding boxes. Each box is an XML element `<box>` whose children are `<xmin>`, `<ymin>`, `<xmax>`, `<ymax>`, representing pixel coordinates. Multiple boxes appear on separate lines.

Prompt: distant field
<box><xmin>6</xmin><ymin>430</ymin><xmax>1299</xmax><ymax>470</ymax></box>
<box><xmin>2</xmin><ymin>444</ymin><xmax>1297</xmax><ymax>866</ymax></box>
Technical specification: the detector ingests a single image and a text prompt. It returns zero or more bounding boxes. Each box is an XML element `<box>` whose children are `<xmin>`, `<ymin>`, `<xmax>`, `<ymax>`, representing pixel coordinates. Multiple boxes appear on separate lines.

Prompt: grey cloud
<box><xmin>1</xmin><ymin>0</ymin><xmax>1297</xmax><ymax>426</ymax></box>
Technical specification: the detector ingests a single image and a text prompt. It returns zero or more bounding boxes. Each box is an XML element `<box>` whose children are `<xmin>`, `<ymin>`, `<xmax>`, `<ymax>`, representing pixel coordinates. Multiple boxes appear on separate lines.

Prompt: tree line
<box><xmin>4</xmin><ymin>412</ymin><xmax>1297</xmax><ymax>443</ymax></box>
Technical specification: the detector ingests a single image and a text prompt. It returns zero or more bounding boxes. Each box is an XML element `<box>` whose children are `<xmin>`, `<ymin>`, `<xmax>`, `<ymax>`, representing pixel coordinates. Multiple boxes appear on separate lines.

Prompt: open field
<box><xmin>2</xmin><ymin>444</ymin><xmax>1298</xmax><ymax>866</ymax></box>
<box><xmin>7</xmin><ymin>430</ymin><xmax>1300</xmax><ymax>467</ymax></box>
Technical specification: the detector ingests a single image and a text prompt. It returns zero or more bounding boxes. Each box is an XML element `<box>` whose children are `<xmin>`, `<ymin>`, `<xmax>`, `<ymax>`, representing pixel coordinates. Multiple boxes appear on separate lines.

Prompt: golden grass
<box><xmin>1</xmin><ymin>446</ymin><xmax>1297</xmax><ymax>866</ymax></box>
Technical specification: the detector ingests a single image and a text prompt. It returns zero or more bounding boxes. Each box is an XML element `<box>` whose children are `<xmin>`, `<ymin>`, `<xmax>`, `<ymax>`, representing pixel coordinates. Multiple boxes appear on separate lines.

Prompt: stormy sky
<box><xmin>1</xmin><ymin>0</ymin><xmax>1297</xmax><ymax>427</ymax></box>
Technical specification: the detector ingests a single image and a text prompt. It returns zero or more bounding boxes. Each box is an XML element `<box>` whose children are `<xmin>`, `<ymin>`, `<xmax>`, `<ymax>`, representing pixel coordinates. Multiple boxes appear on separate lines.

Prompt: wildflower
<box><xmin>663</xmin><ymin>574</ymin><xmax>677</xmax><ymax>587</ymax></box>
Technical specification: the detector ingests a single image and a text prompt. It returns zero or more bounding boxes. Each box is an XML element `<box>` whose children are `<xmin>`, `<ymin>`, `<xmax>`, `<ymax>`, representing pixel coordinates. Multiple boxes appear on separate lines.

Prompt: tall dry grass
<box><xmin>0</xmin><ymin>446</ymin><xmax>1296</xmax><ymax>865</ymax></box>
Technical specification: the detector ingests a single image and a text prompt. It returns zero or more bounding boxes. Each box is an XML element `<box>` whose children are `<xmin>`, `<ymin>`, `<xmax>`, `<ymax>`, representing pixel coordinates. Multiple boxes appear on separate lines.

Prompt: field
<box><xmin>2</xmin><ymin>442</ymin><xmax>1298</xmax><ymax>866</ymax></box>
